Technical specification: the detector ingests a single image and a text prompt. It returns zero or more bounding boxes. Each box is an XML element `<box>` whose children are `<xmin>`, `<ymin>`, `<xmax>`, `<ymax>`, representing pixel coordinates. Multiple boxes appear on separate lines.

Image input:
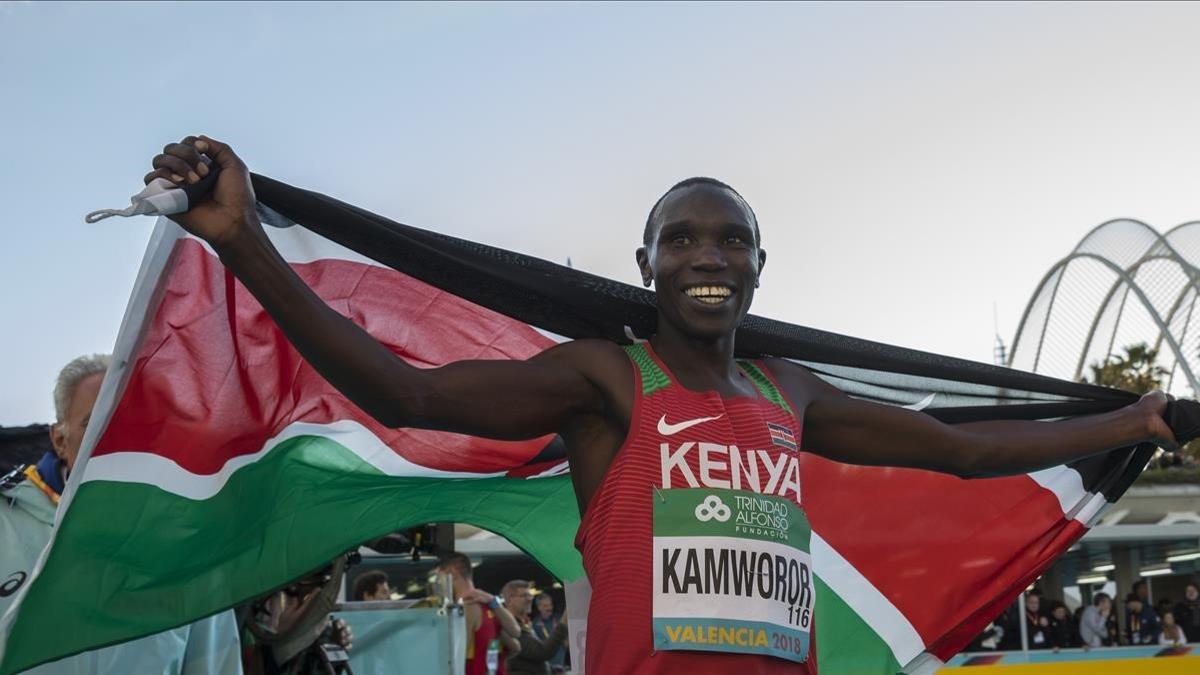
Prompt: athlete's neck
<box><xmin>649</xmin><ymin>327</ymin><xmax>752</xmax><ymax>396</ymax></box>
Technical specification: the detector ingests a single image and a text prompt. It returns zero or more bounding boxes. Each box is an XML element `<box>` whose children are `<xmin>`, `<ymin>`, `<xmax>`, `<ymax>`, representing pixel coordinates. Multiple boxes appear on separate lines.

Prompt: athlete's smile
<box><xmin>681</xmin><ymin>283</ymin><xmax>736</xmax><ymax>307</ymax></box>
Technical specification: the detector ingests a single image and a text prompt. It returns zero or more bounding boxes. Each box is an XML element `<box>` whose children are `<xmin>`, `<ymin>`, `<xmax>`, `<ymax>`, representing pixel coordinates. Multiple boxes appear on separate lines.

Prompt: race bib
<box><xmin>652</xmin><ymin>488</ymin><xmax>813</xmax><ymax>663</ymax></box>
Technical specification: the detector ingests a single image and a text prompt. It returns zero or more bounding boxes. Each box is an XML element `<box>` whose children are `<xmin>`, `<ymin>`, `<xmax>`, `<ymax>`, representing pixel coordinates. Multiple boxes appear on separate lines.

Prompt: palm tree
<box><xmin>1082</xmin><ymin>342</ymin><xmax>1169</xmax><ymax>394</ymax></box>
<box><xmin>1084</xmin><ymin>343</ymin><xmax>1198</xmax><ymax>467</ymax></box>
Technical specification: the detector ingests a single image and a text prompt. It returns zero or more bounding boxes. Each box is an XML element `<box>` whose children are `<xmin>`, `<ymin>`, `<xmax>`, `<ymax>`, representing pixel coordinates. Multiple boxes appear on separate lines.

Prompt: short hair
<box><xmin>643</xmin><ymin>177</ymin><xmax>760</xmax><ymax>247</ymax></box>
<box><xmin>54</xmin><ymin>354</ymin><xmax>111</xmax><ymax>424</ymax></box>
<box><xmin>353</xmin><ymin>570</ymin><xmax>388</xmax><ymax>600</ymax></box>
<box><xmin>501</xmin><ymin>579</ymin><xmax>530</xmax><ymax>599</ymax></box>
<box><xmin>1093</xmin><ymin>592</ymin><xmax>1111</xmax><ymax>606</ymax></box>
<box><xmin>438</xmin><ymin>552</ymin><xmax>473</xmax><ymax>581</ymax></box>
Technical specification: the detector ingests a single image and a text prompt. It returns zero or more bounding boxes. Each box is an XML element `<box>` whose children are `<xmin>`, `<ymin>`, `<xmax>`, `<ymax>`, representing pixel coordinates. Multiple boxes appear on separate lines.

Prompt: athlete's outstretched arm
<box><xmin>146</xmin><ymin>136</ymin><xmax>606</xmax><ymax>440</ymax></box>
<box><xmin>767</xmin><ymin>360</ymin><xmax>1175</xmax><ymax>477</ymax></box>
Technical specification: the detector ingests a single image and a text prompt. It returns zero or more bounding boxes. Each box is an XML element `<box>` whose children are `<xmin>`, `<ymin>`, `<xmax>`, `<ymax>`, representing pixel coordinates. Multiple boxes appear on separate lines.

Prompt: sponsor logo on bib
<box><xmin>652</xmin><ymin>487</ymin><xmax>813</xmax><ymax>663</ymax></box>
<box><xmin>694</xmin><ymin>495</ymin><xmax>731</xmax><ymax>522</ymax></box>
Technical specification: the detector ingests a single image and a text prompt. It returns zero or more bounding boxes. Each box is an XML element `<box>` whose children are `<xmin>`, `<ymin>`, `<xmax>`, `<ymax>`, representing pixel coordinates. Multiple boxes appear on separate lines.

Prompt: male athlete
<box><xmin>144</xmin><ymin>135</ymin><xmax>1175</xmax><ymax>674</ymax></box>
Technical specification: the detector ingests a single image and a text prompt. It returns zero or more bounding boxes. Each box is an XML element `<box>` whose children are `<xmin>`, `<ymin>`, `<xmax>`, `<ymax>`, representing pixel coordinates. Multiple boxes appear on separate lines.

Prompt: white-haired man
<box><xmin>0</xmin><ymin>354</ymin><xmax>243</xmax><ymax>674</ymax></box>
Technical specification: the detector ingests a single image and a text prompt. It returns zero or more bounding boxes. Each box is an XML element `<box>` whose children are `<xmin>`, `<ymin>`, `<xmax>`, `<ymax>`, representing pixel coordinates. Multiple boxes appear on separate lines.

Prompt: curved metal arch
<box><xmin>1071</xmin><ymin>217</ymin><xmax>1159</xmax><ymax>250</ymax></box>
<box><xmin>1011</xmin><ymin>220</ymin><xmax>1163</xmax><ymax>364</ymax></box>
<box><xmin>1011</xmin><ymin>219</ymin><xmax>1199</xmax><ymax>372</ymax></box>
<box><xmin>1071</xmin><ymin>253</ymin><xmax>1200</xmax><ymax>381</ymax></box>
<box><xmin>1162</xmin><ymin>220</ymin><xmax>1200</xmax><ymax>239</ymax></box>
<box><xmin>1162</xmin><ymin>221</ymin><xmax>1200</xmax><ymax>267</ymax></box>
<box><xmin>1009</xmin><ymin>251</ymin><xmax>1200</xmax><ymax>394</ymax></box>
<box><xmin>1070</xmin><ymin>218</ymin><xmax>1180</xmax><ymax>266</ymax></box>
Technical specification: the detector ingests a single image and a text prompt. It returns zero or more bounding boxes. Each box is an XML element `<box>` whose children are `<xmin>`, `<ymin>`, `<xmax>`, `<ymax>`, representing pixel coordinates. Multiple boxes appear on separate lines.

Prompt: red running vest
<box><xmin>465</xmin><ymin>608</ymin><xmax>506</xmax><ymax>675</ymax></box>
<box><xmin>576</xmin><ymin>343</ymin><xmax>816</xmax><ymax>674</ymax></box>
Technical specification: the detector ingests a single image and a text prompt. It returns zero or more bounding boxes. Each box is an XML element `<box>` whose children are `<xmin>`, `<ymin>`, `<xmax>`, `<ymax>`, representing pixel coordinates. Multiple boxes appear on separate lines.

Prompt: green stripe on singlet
<box><xmin>623</xmin><ymin>343</ymin><xmax>671</xmax><ymax>396</ymax></box>
<box><xmin>737</xmin><ymin>360</ymin><xmax>794</xmax><ymax>416</ymax></box>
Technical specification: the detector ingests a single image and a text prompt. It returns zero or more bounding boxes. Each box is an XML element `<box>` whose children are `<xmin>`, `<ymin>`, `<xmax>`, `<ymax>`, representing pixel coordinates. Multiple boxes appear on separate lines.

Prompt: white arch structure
<box><xmin>1009</xmin><ymin>219</ymin><xmax>1200</xmax><ymax>396</ymax></box>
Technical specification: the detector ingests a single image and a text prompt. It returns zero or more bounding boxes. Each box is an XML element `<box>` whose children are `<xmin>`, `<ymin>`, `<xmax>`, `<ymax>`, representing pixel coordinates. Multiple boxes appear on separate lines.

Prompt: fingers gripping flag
<box><xmin>2</xmin><ymin>174</ymin><xmax>1197</xmax><ymax>674</ymax></box>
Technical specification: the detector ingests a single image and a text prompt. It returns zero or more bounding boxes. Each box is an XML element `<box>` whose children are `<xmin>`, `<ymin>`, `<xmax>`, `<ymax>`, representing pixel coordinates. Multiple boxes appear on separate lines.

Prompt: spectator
<box><xmin>1105</xmin><ymin>604</ymin><xmax>1120</xmax><ymax>646</ymax></box>
<box><xmin>242</xmin><ymin>556</ymin><xmax>354</xmax><ymax>675</ymax></box>
<box><xmin>1135</xmin><ymin>581</ymin><xmax>1160</xmax><ymax>638</ymax></box>
<box><xmin>352</xmin><ymin>570</ymin><xmax>391</xmax><ymax>601</ymax></box>
<box><xmin>1160</xmin><ymin>611</ymin><xmax>1187</xmax><ymax>646</ymax></box>
<box><xmin>1124</xmin><ymin>588</ymin><xmax>1159</xmax><ymax>645</ymax></box>
<box><xmin>0</xmin><ymin>354</ymin><xmax>242</xmax><ymax>674</ymax></box>
<box><xmin>1173</xmin><ymin>583</ymin><xmax>1200</xmax><ymax>642</ymax></box>
<box><xmin>530</xmin><ymin>593</ymin><xmax>568</xmax><ymax>670</ymax></box>
<box><xmin>1080</xmin><ymin>593</ymin><xmax>1113</xmax><ymax>648</ymax></box>
<box><xmin>502</xmin><ymin>581</ymin><xmax>569</xmax><ymax>675</ymax></box>
<box><xmin>1023</xmin><ymin>593</ymin><xmax>1052</xmax><ymax>649</ymax></box>
<box><xmin>1156</xmin><ymin>597</ymin><xmax>1174</xmax><ymax>621</ymax></box>
<box><xmin>1047</xmin><ymin>601</ymin><xmax>1077</xmax><ymax>650</ymax></box>
<box><xmin>437</xmin><ymin>553</ymin><xmax>521</xmax><ymax>675</ymax></box>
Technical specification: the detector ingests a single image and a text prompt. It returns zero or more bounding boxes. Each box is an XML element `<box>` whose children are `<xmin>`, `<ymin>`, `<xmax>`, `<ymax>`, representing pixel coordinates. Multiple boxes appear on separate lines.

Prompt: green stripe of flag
<box><xmin>814</xmin><ymin>575</ymin><xmax>905</xmax><ymax>674</ymax></box>
<box><xmin>2</xmin><ymin>435</ymin><xmax>582</xmax><ymax>674</ymax></box>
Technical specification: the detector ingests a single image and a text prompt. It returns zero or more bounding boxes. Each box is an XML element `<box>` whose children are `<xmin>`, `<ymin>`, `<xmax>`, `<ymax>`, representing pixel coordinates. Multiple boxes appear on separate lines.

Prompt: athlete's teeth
<box><xmin>685</xmin><ymin>286</ymin><xmax>732</xmax><ymax>298</ymax></box>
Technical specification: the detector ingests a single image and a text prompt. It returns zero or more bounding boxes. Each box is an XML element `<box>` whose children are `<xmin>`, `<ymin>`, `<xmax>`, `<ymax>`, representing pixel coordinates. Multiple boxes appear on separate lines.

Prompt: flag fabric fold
<box><xmin>0</xmin><ymin>174</ymin><xmax>1183</xmax><ymax>674</ymax></box>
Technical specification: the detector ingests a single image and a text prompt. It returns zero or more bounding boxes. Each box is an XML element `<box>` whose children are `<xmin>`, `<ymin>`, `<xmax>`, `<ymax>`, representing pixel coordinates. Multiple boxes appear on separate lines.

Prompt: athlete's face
<box><xmin>637</xmin><ymin>185</ymin><xmax>765</xmax><ymax>341</ymax></box>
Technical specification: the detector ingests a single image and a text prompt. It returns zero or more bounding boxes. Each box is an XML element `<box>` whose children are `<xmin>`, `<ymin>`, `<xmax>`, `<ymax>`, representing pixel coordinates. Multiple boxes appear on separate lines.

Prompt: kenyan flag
<box><xmin>0</xmin><ymin>175</ymin><xmax>1161</xmax><ymax>674</ymax></box>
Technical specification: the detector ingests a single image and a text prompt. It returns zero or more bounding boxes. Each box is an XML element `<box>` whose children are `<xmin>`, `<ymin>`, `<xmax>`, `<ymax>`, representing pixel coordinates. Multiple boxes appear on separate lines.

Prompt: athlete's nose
<box><xmin>690</xmin><ymin>242</ymin><xmax>728</xmax><ymax>272</ymax></box>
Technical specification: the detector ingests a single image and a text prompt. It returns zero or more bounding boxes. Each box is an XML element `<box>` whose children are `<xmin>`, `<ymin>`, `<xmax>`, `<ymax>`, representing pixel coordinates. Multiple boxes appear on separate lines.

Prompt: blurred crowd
<box><xmin>970</xmin><ymin>580</ymin><xmax>1200</xmax><ymax>652</ymax></box>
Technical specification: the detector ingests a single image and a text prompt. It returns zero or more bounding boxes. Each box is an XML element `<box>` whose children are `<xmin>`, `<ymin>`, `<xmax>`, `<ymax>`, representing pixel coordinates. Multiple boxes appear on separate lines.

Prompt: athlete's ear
<box><xmin>755</xmin><ymin>248</ymin><xmax>767</xmax><ymax>288</ymax></box>
<box><xmin>636</xmin><ymin>246</ymin><xmax>653</xmax><ymax>287</ymax></box>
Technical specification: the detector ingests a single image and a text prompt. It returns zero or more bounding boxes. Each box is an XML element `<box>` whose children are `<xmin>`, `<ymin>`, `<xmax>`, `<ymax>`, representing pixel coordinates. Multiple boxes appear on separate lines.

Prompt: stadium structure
<box><xmin>988</xmin><ymin>219</ymin><xmax>1200</xmax><ymax>667</ymax></box>
<box><xmin>1010</xmin><ymin>218</ymin><xmax>1200</xmax><ymax>396</ymax></box>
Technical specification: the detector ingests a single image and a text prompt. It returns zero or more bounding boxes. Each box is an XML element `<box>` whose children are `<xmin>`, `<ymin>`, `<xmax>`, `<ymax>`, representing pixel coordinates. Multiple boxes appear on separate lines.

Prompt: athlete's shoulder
<box><xmin>531</xmin><ymin>338</ymin><xmax>628</xmax><ymax>368</ymax></box>
<box><xmin>760</xmin><ymin>357</ymin><xmax>845</xmax><ymax>406</ymax></box>
<box><xmin>531</xmin><ymin>339</ymin><xmax>634</xmax><ymax>412</ymax></box>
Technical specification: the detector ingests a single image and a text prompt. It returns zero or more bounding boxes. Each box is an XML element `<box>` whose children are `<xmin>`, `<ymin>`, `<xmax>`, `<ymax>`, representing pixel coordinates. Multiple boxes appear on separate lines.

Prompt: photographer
<box><xmin>242</xmin><ymin>557</ymin><xmax>355</xmax><ymax>675</ymax></box>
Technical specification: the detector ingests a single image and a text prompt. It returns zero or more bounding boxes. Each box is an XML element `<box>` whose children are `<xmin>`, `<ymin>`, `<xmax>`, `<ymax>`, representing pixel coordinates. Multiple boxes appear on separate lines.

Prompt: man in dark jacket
<box><xmin>1047</xmin><ymin>602</ymin><xmax>1078</xmax><ymax>650</ymax></box>
<box><xmin>1125</xmin><ymin>582</ymin><xmax>1160</xmax><ymax>645</ymax></box>
<box><xmin>502</xmin><ymin>580</ymin><xmax>569</xmax><ymax>675</ymax></box>
<box><xmin>1173</xmin><ymin>583</ymin><xmax>1200</xmax><ymax>642</ymax></box>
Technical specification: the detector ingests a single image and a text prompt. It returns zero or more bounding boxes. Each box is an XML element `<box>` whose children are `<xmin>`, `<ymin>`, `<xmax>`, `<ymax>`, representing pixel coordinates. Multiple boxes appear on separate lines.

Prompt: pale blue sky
<box><xmin>4</xmin><ymin>1</ymin><xmax>1200</xmax><ymax>423</ymax></box>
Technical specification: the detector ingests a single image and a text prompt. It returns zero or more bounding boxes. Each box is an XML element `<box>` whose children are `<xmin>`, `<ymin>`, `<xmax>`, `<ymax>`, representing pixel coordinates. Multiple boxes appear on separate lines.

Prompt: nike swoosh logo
<box><xmin>657</xmin><ymin>414</ymin><xmax>724</xmax><ymax>436</ymax></box>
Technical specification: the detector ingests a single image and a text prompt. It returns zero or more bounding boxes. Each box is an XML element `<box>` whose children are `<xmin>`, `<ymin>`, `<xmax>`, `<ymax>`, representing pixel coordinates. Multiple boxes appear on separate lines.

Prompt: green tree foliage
<box><xmin>1084</xmin><ymin>342</ymin><xmax>1199</xmax><ymax>471</ymax></box>
<box><xmin>1083</xmin><ymin>342</ymin><xmax>1169</xmax><ymax>394</ymax></box>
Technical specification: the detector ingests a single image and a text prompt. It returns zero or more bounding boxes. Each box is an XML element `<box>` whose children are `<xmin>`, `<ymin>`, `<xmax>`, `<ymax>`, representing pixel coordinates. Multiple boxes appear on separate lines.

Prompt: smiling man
<box><xmin>144</xmin><ymin>135</ymin><xmax>1175</xmax><ymax>674</ymax></box>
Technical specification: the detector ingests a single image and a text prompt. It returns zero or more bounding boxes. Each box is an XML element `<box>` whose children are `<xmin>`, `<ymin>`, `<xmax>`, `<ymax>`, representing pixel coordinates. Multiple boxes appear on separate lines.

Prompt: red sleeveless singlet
<box><xmin>576</xmin><ymin>343</ymin><xmax>817</xmax><ymax>674</ymax></box>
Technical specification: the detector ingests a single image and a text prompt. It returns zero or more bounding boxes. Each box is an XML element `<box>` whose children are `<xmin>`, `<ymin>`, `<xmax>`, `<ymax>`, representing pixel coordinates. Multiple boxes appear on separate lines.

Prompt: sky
<box><xmin>4</xmin><ymin>1</ymin><xmax>1200</xmax><ymax>424</ymax></box>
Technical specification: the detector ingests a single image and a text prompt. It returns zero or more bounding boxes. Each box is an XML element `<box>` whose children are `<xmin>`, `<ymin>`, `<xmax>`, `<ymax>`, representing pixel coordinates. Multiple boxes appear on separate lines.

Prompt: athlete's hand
<box><xmin>144</xmin><ymin>135</ymin><xmax>259</xmax><ymax>250</ymax></box>
<box><xmin>461</xmin><ymin>589</ymin><xmax>495</xmax><ymax>606</ymax></box>
<box><xmin>1134</xmin><ymin>390</ymin><xmax>1177</xmax><ymax>450</ymax></box>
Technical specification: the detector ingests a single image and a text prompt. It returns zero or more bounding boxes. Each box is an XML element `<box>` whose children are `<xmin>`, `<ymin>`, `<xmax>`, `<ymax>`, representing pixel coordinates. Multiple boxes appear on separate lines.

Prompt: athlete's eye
<box><xmin>669</xmin><ymin>234</ymin><xmax>691</xmax><ymax>245</ymax></box>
